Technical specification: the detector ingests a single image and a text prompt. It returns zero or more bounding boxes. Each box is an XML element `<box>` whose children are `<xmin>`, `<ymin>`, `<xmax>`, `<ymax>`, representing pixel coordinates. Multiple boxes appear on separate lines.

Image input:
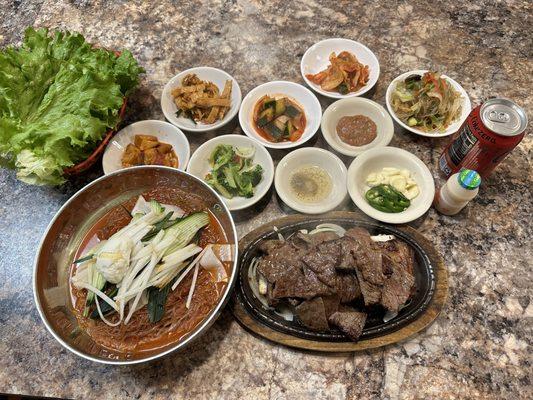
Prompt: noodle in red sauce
<box><xmin>69</xmin><ymin>188</ymin><xmax>230</xmax><ymax>356</ymax></box>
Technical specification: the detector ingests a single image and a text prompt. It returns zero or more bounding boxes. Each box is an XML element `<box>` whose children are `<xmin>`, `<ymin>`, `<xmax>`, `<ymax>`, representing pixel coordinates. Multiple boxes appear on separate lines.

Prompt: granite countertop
<box><xmin>0</xmin><ymin>1</ymin><xmax>531</xmax><ymax>399</ymax></box>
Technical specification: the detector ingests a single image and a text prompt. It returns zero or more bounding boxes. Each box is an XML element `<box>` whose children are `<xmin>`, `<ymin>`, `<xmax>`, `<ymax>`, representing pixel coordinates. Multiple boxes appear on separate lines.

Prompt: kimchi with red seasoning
<box><xmin>252</xmin><ymin>95</ymin><xmax>306</xmax><ymax>143</ymax></box>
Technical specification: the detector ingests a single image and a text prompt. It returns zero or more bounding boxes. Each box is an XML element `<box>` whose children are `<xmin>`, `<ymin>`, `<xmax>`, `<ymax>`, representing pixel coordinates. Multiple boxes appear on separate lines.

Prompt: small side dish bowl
<box><xmin>385</xmin><ymin>69</ymin><xmax>471</xmax><ymax>138</ymax></box>
<box><xmin>275</xmin><ymin>147</ymin><xmax>347</xmax><ymax>214</ymax></box>
<box><xmin>347</xmin><ymin>146</ymin><xmax>435</xmax><ymax>224</ymax></box>
<box><xmin>102</xmin><ymin>120</ymin><xmax>190</xmax><ymax>175</ymax></box>
<box><xmin>161</xmin><ymin>66</ymin><xmax>242</xmax><ymax>132</ymax></box>
<box><xmin>321</xmin><ymin>97</ymin><xmax>394</xmax><ymax>157</ymax></box>
<box><xmin>239</xmin><ymin>81</ymin><xmax>322</xmax><ymax>149</ymax></box>
<box><xmin>300</xmin><ymin>38</ymin><xmax>380</xmax><ymax>99</ymax></box>
<box><xmin>186</xmin><ymin>134</ymin><xmax>274</xmax><ymax>211</ymax></box>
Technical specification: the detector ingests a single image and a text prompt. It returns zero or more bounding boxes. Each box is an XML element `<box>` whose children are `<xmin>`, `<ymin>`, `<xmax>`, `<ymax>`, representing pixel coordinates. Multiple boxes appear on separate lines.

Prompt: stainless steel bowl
<box><xmin>33</xmin><ymin>166</ymin><xmax>238</xmax><ymax>365</ymax></box>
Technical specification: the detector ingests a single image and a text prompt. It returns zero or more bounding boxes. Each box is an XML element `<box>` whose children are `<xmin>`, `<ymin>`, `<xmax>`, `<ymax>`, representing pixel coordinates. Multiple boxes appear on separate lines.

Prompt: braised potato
<box><xmin>122</xmin><ymin>144</ymin><xmax>143</xmax><ymax>167</ymax></box>
<box><xmin>121</xmin><ymin>135</ymin><xmax>179</xmax><ymax>168</ymax></box>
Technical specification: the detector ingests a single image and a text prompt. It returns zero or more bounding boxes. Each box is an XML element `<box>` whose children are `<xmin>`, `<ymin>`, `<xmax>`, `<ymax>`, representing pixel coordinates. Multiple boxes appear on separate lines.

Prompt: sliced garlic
<box><xmin>390</xmin><ymin>175</ymin><xmax>407</xmax><ymax>192</ymax></box>
<box><xmin>365</xmin><ymin>167</ymin><xmax>420</xmax><ymax>200</ymax></box>
<box><xmin>400</xmin><ymin>169</ymin><xmax>411</xmax><ymax>178</ymax></box>
<box><xmin>405</xmin><ymin>186</ymin><xmax>420</xmax><ymax>200</ymax></box>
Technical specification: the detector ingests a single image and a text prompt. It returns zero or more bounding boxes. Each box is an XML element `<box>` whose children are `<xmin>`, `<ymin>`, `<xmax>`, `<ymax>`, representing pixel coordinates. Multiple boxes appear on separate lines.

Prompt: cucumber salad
<box><xmin>205</xmin><ymin>144</ymin><xmax>263</xmax><ymax>199</ymax></box>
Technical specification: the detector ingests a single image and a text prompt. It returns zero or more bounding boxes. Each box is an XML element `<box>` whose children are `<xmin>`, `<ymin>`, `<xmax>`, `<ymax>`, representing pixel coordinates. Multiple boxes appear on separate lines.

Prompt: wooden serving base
<box><xmin>230</xmin><ymin>211</ymin><xmax>448</xmax><ymax>352</ymax></box>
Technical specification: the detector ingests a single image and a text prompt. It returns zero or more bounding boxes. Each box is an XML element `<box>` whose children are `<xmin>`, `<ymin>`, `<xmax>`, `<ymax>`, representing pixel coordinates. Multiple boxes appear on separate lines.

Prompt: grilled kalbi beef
<box><xmin>302</xmin><ymin>240</ymin><xmax>362</xmax><ymax>303</ymax></box>
<box><xmin>292</xmin><ymin>231</ymin><xmax>340</xmax><ymax>249</ymax></box>
<box><xmin>321</xmin><ymin>294</ymin><xmax>341</xmax><ymax>318</ymax></box>
<box><xmin>257</xmin><ymin>238</ymin><xmax>331</xmax><ymax>303</ymax></box>
<box><xmin>301</xmin><ymin>244</ymin><xmax>339</xmax><ymax>287</ymax></box>
<box><xmin>295</xmin><ymin>295</ymin><xmax>343</xmax><ymax>332</ymax></box>
<box><xmin>255</xmin><ymin>227</ymin><xmax>416</xmax><ymax>341</ymax></box>
<box><xmin>376</xmin><ymin>240</ymin><xmax>415</xmax><ymax>313</ymax></box>
<box><xmin>377</xmin><ymin>239</ymin><xmax>414</xmax><ymax>275</ymax></box>
<box><xmin>295</xmin><ymin>297</ymin><xmax>330</xmax><ymax>331</ymax></box>
<box><xmin>328</xmin><ymin>310</ymin><xmax>367</xmax><ymax>340</ymax></box>
<box><xmin>344</xmin><ymin>228</ymin><xmax>385</xmax><ymax>307</ymax></box>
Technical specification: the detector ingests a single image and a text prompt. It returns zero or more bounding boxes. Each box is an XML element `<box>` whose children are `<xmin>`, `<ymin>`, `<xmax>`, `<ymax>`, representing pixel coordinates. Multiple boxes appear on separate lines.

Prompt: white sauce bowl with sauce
<box><xmin>321</xmin><ymin>97</ymin><xmax>394</xmax><ymax>157</ymax></box>
<box><xmin>275</xmin><ymin>148</ymin><xmax>348</xmax><ymax>214</ymax></box>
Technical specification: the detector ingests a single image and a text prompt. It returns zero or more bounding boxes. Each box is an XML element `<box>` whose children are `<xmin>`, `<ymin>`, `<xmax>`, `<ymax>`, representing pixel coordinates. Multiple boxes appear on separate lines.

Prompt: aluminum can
<box><xmin>439</xmin><ymin>98</ymin><xmax>528</xmax><ymax>177</ymax></box>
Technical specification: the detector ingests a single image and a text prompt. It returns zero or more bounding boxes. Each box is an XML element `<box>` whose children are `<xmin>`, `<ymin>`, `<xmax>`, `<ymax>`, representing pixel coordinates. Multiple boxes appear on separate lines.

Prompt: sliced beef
<box><xmin>354</xmin><ymin>268</ymin><xmax>382</xmax><ymax>306</ymax></box>
<box><xmin>321</xmin><ymin>295</ymin><xmax>341</xmax><ymax>318</ymax></box>
<box><xmin>345</xmin><ymin>227</ymin><xmax>374</xmax><ymax>245</ymax></box>
<box><xmin>354</xmin><ymin>245</ymin><xmax>383</xmax><ymax>283</ymax></box>
<box><xmin>302</xmin><ymin>246</ymin><xmax>339</xmax><ymax>287</ymax></box>
<box><xmin>291</xmin><ymin>231</ymin><xmax>339</xmax><ymax>249</ymax></box>
<box><xmin>344</xmin><ymin>228</ymin><xmax>385</xmax><ymax>306</ymax></box>
<box><xmin>380</xmin><ymin>257</ymin><xmax>415</xmax><ymax>313</ymax></box>
<box><xmin>377</xmin><ymin>240</ymin><xmax>416</xmax><ymax>312</ymax></box>
<box><xmin>302</xmin><ymin>240</ymin><xmax>362</xmax><ymax>303</ymax></box>
<box><xmin>328</xmin><ymin>310</ymin><xmax>367</xmax><ymax>341</ymax></box>
<box><xmin>258</xmin><ymin>240</ymin><xmax>331</xmax><ymax>301</ymax></box>
<box><xmin>295</xmin><ymin>297</ymin><xmax>330</xmax><ymax>332</ymax></box>
<box><xmin>377</xmin><ymin>239</ymin><xmax>415</xmax><ymax>275</ymax></box>
<box><xmin>255</xmin><ymin>228</ymin><xmax>416</xmax><ymax>339</ymax></box>
<box><xmin>333</xmin><ymin>273</ymin><xmax>361</xmax><ymax>303</ymax></box>
<box><xmin>335</xmin><ymin>237</ymin><xmax>359</xmax><ymax>271</ymax></box>
<box><xmin>259</xmin><ymin>239</ymin><xmax>286</xmax><ymax>254</ymax></box>
<box><xmin>257</xmin><ymin>241</ymin><xmax>304</xmax><ymax>283</ymax></box>
<box><xmin>269</xmin><ymin>264</ymin><xmax>332</xmax><ymax>300</ymax></box>
<box><xmin>302</xmin><ymin>265</ymin><xmax>334</xmax><ymax>297</ymax></box>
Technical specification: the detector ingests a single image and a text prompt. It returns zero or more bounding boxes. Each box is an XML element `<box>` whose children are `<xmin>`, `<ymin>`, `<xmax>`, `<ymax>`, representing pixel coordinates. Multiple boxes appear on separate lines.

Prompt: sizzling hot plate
<box><xmin>231</xmin><ymin>212</ymin><xmax>448</xmax><ymax>350</ymax></box>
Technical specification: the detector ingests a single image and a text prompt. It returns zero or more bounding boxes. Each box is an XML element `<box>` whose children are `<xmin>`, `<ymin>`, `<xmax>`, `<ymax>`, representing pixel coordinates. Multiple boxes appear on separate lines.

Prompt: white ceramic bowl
<box><xmin>238</xmin><ymin>81</ymin><xmax>322</xmax><ymax>149</ymax></box>
<box><xmin>275</xmin><ymin>147</ymin><xmax>347</xmax><ymax>214</ymax></box>
<box><xmin>161</xmin><ymin>66</ymin><xmax>242</xmax><ymax>132</ymax></box>
<box><xmin>300</xmin><ymin>38</ymin><xmax>380</xmax><ymax>99</ymax></box>
<box><xmin>347</xmin><ymin>147</ymin><xmax>435</xmax><ymax>224</ymax></box>
<box><xmin>321</xmin><ymin>97</ymin><xmax>394</xmax><ymax>157</ymax></box>
<box><xmin>385</xmin><ymin>69</ymin><xmax>471</xmax><ymax>137</ymax></box>
<box><xmin>102</xmin><ymin>120</ymin><xmax>190</xmax><ymax>175</ymax></box>
<box><xmin>186</xmin><ymin>134</ymin><xmax>274</xmax><ymax>211</ymax></box>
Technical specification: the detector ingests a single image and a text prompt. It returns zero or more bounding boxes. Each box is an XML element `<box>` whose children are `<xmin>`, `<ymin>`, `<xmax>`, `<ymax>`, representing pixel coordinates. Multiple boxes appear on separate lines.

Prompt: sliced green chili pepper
<box><xmin>365</xmin><ymin>184</ymin><xmax>411</xmax><ymax>213</ymax></box>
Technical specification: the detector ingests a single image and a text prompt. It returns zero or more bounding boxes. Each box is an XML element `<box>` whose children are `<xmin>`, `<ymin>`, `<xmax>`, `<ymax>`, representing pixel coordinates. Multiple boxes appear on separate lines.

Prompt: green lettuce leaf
<box><xmin>0</xmin><ymin>27</ymin><xmax>144</xmax><ymax>185</ymax></box>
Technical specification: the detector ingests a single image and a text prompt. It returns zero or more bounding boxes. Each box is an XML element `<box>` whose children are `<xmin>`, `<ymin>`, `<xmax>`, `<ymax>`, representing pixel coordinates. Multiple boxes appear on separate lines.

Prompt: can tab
<box><xmin>488</xmin><ymin>110</ymin><xmax>510</xmax><ymax>123</ymax></box>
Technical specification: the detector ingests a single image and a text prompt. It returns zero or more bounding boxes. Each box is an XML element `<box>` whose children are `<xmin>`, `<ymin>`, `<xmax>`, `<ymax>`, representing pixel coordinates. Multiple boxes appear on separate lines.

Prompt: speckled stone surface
<box><xmin>0</xmin><ymin>1</ymin><xmax>531</xmax><ymax>399</ymax></box>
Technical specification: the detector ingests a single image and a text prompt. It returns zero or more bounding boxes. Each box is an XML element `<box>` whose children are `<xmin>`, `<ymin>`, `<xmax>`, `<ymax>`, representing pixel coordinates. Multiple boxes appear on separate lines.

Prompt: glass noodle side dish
<box><xmin>390</xmin><ymin>71</ymin><xmax>462</xmax><ymax>132</ymax></box>
<box><xmin>70</xmin><ymin>190</ymin><xmax>233</xmax><ymax>354</ymax></box>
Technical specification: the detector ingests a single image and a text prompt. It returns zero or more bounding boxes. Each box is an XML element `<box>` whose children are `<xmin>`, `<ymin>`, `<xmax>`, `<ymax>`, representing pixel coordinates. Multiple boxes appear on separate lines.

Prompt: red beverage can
<box><xmin>439</xmin><ymin>98</ymin><xmax>528</xmax><ymax>178</ymax></box>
